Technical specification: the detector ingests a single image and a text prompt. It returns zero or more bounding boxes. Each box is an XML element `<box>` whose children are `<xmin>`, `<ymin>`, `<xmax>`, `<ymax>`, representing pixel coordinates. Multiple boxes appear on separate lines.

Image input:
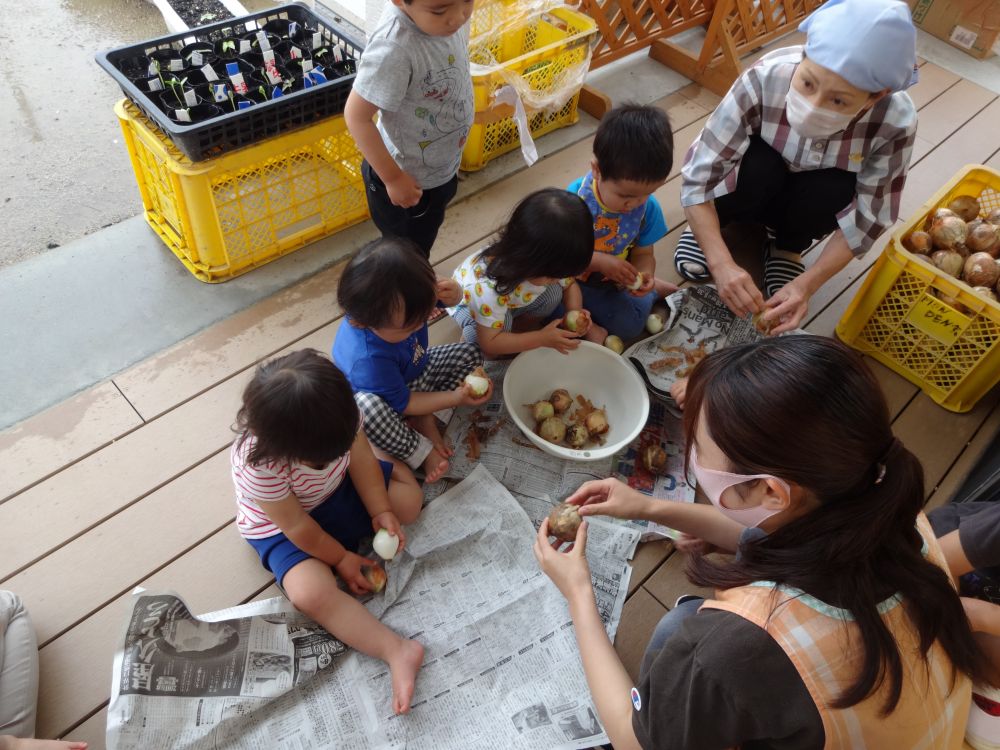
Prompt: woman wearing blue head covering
<box><xmin>673</xmin><ymin>0</ymin><xmax>918</xmax><ymax>334</ymax></box>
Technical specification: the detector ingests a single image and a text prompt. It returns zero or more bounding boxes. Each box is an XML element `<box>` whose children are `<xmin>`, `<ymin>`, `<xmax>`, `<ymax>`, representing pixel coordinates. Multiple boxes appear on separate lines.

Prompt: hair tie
<box><xmin>873</xmin><ymin>437</ymin><xmax>901</xmax><ymax>486</ymax></box>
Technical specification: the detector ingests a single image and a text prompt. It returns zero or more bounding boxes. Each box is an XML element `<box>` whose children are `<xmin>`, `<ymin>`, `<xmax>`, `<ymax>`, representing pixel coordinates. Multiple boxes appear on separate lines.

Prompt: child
<box><xmin>333</xmin><ymin>238</ymin><xmax>488</xmax><ymax>483</ymax></box>
<box><xmin>231</xmin><ymin>349</ymin><xmax>425</xmax><ymax>715</ymax></box>
<box><xmin>567</xmin><ymin>104</ymin><xmax>679</xmax><ymax>342</ymax></box>
<box><xmin>448</xmin><ymin>188</ymin><xmax>594</xmax><ymax>357</ymax></box>
<box><xmin>344</xmin><ymin>0</ymin><xmax>474</xmax><ymax>257</ymax></box>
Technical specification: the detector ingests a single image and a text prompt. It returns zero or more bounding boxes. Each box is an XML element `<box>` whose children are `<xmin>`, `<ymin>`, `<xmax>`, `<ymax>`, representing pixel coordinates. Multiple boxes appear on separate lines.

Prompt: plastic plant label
<box><xmin>303</xmin><ymin>75</ymin><xmax>313</xmax><ymax>89</ymax></box>
<box><xmin>312</xmin><ymin>31</ymin><xmax>322</xmax><ymax>48</ymax></box>
<box><xmin>174</xmin><ymin>108</ymin><xmax>192</xmax><ymax>123</ymax></box>
<box><xmin>201</xmin><ymin>64</ymin><xmax>219</xmax><ymax>82</ymax></box>
<box><xmin>289</xmin><ymin>22</ymin><xmax>300</xmax><ymax>39</ymax></box>
<box><xmin>147</xmin><ymin>60</ymin><xmax>159</xmax><ymax>76</ymax></box>
<box><xmin>271</xmin><ymin>86</ymin><xmax>284</xmax><ymax>99</ymax></box>
<box><xmin>333</xmin><ymin>45</ymin><xmax>343</xmax><ymax>62</ymax></box>
<box><xmin>169</xmin><ymin>58</ymin><xmax>184</xmax><ymax>71</ymax></box>
<box><xmin>147</xmin><ymin>78</ymin><xmax>163</xmax><ymax>92</ymax></box>
<box><xmin>906</xmin><ymin>294</ymin><xmax>971</xmax><ymax>345</ymax></box>
<box><xmin>226</xmin><ymin>62</ymin><xmax>248</xmax><ymax>95</ymax></box>
<box><xmin>256</xmin><ymin>30</ymin><xmax>271</xmax><ymax>51</ymax></box>
<box><xmin>238</xmin><ymin>99</ymin><xmax>253</xmax><ymax>109</ymax></box>
<box><xmin>184</xmin><ymin>88</ymin><xmax>198</xmax><ymax>107</ymax></box>
<box><xmin>265</xmin><ymin>66</ymin><xmax>282</xmax><ymax>85</ymax></box>
<box><xmin>239</xmin><ymin>39</ymin><xmax>251</xmax><ymax>54</ymax></box>
<box><xmin>191</xmin><ymin>51</ymin><xmax>203</xmax><ymax>67</ymax></box>
<box><xmin>301</xmin><ymin>58</ymin><xmax>314</xmax><ymax>72</ymax></box>
<box><xmin>211</xmin><ymin>83</ymin><xmax>229</xmax><ymax>102</ymax></box>
<box><xmin>290</xmin><ymin>46</ymin><xmax>302</xmax><ymax>60</ymax></box>
<box><xmin>308</xmin><ymin>67</ymin><xmax>327</xmax><ymax>84</ymax></box>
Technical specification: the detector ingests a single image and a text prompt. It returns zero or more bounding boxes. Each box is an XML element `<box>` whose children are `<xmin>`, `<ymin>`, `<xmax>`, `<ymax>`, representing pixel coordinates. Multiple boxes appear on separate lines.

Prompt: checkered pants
<box><xmin>355</xmin><ymin>342</ymin><xmax>482</xmax><ymax>469</ymax></box>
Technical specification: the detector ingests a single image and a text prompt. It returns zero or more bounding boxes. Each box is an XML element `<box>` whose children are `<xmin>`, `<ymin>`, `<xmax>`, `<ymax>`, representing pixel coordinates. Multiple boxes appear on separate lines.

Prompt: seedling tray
<box><xmin>97</xmin><ymin>3</ymin><xmax>363</xmax><ymax>161</ymax></box>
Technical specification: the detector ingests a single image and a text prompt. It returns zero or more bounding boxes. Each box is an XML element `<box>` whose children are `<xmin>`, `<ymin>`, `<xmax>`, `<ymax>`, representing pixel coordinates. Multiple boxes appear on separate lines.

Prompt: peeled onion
<box><xmin>966</xmin><ymin>222</ymin><xmax>1000</xmax><ymax>256</ymax></box>
<box><xmin>373</xmin><ymin>529</ymin><xmax>399</xmax><ymax>561</ymax></box>
<box><xmin>646</xmin><ymin>313</ymin><xmax>665</xmax><ymax>334</ymax></box>
<box><xmin>585</xmin><ymin>410</ymin><xmax>609</xmax><ymax>436</ymax></box>
<box><xmin>929</xmin><ymin>215</ymin><xmax>968</xmax><ymax>250</ymax></box>
<box><xmin>902</xmin><ymin>230</ymin><xmax>933</xmax><ymax>255</ymax></box>
<box><xmin>963</xmin><ymin>252</ymin><xmax>1000</xmax><ymax>288</ymax></box>
<box><xmin>604</xmin><ymin>335</ymin><xmax>624</xmax><ymax>354</ymax></box>
<box><xmin>564</xmin><ymin>310</ymin><xmax>585</xmax><ymax>332</ymax></box>
<box><xmin>626</xmin><ymin>272</ymin><xmax>645</xmax><ymax>291</ymax></box>
<box><xmin>948</xmin><ymin>195</ymin><xmax>981</xmax><ymax>222</ymax></box>
<box><xmin>539</xmin><ymin>416</ymin><xmax>567</xmax><ymax>444</ymax></box>
<box><xmin>464</xmin><ymin>366</ymin><xmax>491</xmax><ymax>397</ymax></box>
<box><xmin>532</xmin><ymin>401</ymin><xmax>555</xmax><ymax>423</ymax></box>
<box><xmin>932</xmin><ymin>250</ymin><xmax>964</xmax><ymax>278</ymax></box>
<box><xmin>550</xmin><ymin>389</ymin><xmax>573</xmax><ymax>414</ymax></box>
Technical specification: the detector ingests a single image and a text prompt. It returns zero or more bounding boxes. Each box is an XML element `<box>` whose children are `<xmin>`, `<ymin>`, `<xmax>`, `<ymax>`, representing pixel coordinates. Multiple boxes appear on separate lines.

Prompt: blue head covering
<box><xmin>799</xmin><ymin>0</ymin><xmax>917</xmax><ymax>93</ymax></box>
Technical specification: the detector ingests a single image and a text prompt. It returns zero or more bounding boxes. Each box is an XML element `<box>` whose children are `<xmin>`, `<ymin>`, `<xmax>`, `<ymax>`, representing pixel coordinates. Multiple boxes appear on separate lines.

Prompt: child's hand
<box><xmin>669</xmin><ymin>377</ymin><xmax>688</xmax><ymax>409</ymax></box>
<box><xmin>454</xmin><ymin>379</ymin><xmax>493</xmax><ymax>407</ymax></box>
<box><xmin>386</xmin><ymin>172</ymin><xmax>423</xmax><ymax>208</ymax></box>
<box><xmin>630</xmin><ymin>271</ymin><xmax>655</xmax><ymax>297</ymax></box>
<box><xmin>336</xmin><ymin>551</ymin><xmax>380</xmax><ymax>595</ymax></box>
<box><xmin>599</xmin><ymin>256</ymin><xmax>640</xmax><ymax>289</ymax></box>
<box><xmin>436</xmin><ymin>278</ymin><xmax>462</xmax><ymax>307</ymax></box>
<box><xmin>540</xmin><ymin>319</ymin><xmax>582</xmax><ymax>354</ymax></box>
<box><xmin>372</xmin><ymin>511</ymin><xmax>407</xmax><ymax>553</ymax></box>
<box><xmin>563</xmin><ymin>308</ymin><xmax>592</xmax><ymax>337</ymax></box>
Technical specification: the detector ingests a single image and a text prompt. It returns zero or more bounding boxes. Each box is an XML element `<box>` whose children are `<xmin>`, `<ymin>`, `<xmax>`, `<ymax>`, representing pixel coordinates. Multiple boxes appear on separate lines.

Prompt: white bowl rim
<box><xmin>502</xmin><ymin>340</ymin><xmax>651</xmax><ymax>461</ymax></box>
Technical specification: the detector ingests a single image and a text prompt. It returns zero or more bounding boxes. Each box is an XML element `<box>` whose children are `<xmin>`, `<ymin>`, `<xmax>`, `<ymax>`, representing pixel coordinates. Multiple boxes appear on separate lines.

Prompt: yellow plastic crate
<box><xmin>116</xmin><ymin>100</ymin><xmax>369</xmax><ymax>283</ymax></box>
<box><xmin>462</xmin><ymin>7</ymin><xmax>597</xmax><ymax>171</ymax></box>
<box><xmin>836</xmin><ymin>165</ymin><xmax>1000</xmax><ymax>412</ymax></box>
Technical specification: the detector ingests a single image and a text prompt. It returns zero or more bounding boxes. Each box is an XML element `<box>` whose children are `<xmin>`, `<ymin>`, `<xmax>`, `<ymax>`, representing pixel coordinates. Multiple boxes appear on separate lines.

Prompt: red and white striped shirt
<box><xmin>231</xmin><ymin>435</ymin><xmax>352</xmax><ymax>540</ymax></box>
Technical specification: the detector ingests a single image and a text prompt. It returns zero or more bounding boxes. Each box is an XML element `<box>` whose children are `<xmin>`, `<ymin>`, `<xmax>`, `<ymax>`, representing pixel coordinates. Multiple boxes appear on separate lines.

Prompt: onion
<box><xmin>963</xmin><ymin>252</ymin><xmax>1000</xmax><ymax>288</ymax></box>
<box><xmin>464</xmin><ymin>366</ymin><xmax>491</xmax><ymax>397</ymax></box>
<box><xmin>902</xmin><ymin>230</ymin><xmax>933</xmax><ymax>255</ymax></box>
<box><xmin>547</xmin><ymin>503</ymin><xmax>582</xmax><ymax>543</ymax></box>
<box><xmin>646</xmin><ymin>313</ymin><xmax>665</xmax><ymax>334</ymax></box>
<box><xmin>585</xmin><ymin>410</ymin><xmax>609</xmax><ymax>436</ymax></box>
<box><xmin>363</xmin><ymin>565</ymin><xmax>387</xmax><ymax>593</ymax></box>
<box><xmin>566</xmin><ymin>423</ymin><xmax>589</xmax><ymax>448</ymax></box>
<box><xmin>966</xmin><ymin>222</ymin><xmax>1000</xmax><ymax>256</ymax></box>
<box><xmin>929</xmin><ymin>215</ymin><xmax>968</xmax><ymax>250</ymax></box>
<box><xmin>539</xmin><ymin>417</ymin><xmax>567</xmax><ymax>444</ymax></box>
<box><xmin>373</xmin><ymin>529</ymin><xmax>399</xmax><ymax>561</ymax></box>
<box><xmin>931</xmin><ymin>250</ymin><xmax>964</xmax><ymax>278</ymax></box>
<box><xmin>626</xmin><ymin>272</ymin><xmax>645</xmax><ymax>291</ymax></box>
<box><xmin>604</xmin><ymin>335</ymin><xmax>624</xmax><ymax>354</ymax></box>
<box><xmin>550</xmin><ymin>389</ymin><xmax>573</xmax><ymax>414</ymax></box>
<box><xmin>948</xmin><ymin>195</ymin><xmax>981</xmax><ymax>222</ymax></box>
<box><xmin>531</xmin><ymin>401</ymin><xmax>555</xmax><ymax>423</ymax></box>
<box><xmin>937</xmin><ymin>291</ymin><xmax>968</xmax><ymax>314</ymax></box>
<box><xmin>752</xmin><ymin>311</ymin><xmax>773</xmax><ymax>335</ymax></box>
<box><xmin>988</xmin><ymin>209</ymin><xmax>1000</xmax><ymax>225</ymax></box>
<box><xmin>564</xmin><ymin>310</ymin><xmax>585</xmax><ymax>332</ymax></box>
<box><xmin>973</xmin><ymin>286</ymin><xmax>998</xmax><ymax>302</ymax></box>
<box><xmin>642</xmin><ymin>445</ymin><xmax>668</xmax><ymax>474</ymax></box>
<box><xmin>924</xmin><ymin>207</ymin><xmax>957</xmax><ymax>230</ymax></box>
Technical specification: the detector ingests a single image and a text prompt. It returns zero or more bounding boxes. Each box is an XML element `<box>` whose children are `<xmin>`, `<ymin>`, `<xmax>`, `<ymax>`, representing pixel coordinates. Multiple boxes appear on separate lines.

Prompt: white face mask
<box><xmin>785</xmin><ymin>84</ymin><xmax>860</xmax><ymax>139</ymax></box>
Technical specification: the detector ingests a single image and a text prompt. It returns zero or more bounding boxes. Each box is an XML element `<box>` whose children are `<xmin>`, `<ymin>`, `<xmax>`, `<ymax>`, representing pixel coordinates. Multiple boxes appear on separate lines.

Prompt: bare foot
<box><xmin>412</xmin><ymin>415</ymin><xmax>453</xmax><ymax>457</ymax></box>
<box><xmin>584</xmin><ymin>321</ymin><xmax>608</xmax><ymax>344</ymax></box>
<box><xmin>653</xmin><ymin>276</ymin><xmax>679</xmax><ymax>297</ymax></box>
<box><xmin>422</xmin><ymin>446</ymin><xmax>449</xmax><ymax>483</ymax></box>
<box><xmin>669</xmin><ymin>377</ymin><xmax>688</xmax><ymax>409</ymax></box>
<box><xmin>388</xmin><ymin>638</ymin><xmax>425</xmax><ymax>714</ymax></box>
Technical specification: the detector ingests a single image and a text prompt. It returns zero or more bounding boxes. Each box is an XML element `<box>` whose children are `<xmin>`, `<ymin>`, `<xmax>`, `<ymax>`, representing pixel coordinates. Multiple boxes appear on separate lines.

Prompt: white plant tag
<box><xmin>290</xmin><ymin>46</ymin><xmax>302</xmax><ymax>60</ymax></box>
<box><xmin>263</xmin><ymin>50</ymin><xmax>276</xmax><ymax>66</ymax></box>
<box><xmin>191</xmin><ymin>51</ymin><xmax>203</xmax><ymax>67</ymax></box>
<box><xmin>211</xmin><ymin>83</ymin><xmax>228</xmax><ymax>102</ymax></box>
<box><xmin>301</xmin><ymin>58</ymin><xmax>314</xmax><ymax>72</ymax></box>
<box><xmin>175</xmin><ymin>109</ymin><xmax>192</xmax><ymax>122</ymax></box>
<box><xmin>229</xmin><ymin>71</ymin><xmax>248</xmax><ymax>95</ymax></box>
<box><xmin>333</xmin><ymin>45</ymin><xmax>342</xmax><ymax>62</ymax></box>
<box><xmin>201</xmin><ymin>63</ymin><xmax>218</xmax><ymax>82</ymax></box>
<box><xmin>169</xmin><ymin>58</ymin><xmax>184</xmax><ymax>71</ymax></box>
<box><xmin>265</xmin><ymin>67</ymin><xmax>282</xmax><ymax>85</ymax></box>
<box><xmin>184</xmin><ymin>88</ymin><xmax>198</xmax><ymax>107</ymax></box>
<box><xmin>239</xmin><ymin>39</ymin><xmax>251</xmax><ymax>54</ymax></box>
<box><xmin>312</xmin><ymin>31</ymin><xmax>322</xmax><ymax>48</ymax></box>
<box><xmin>256</xmin><ymin>30</ymin><xmax>271</xmax><ymax>51</ymax></box>
<box><xmin>147</xmin><ymin>78</ymin><xmax>163</xmax><ymax>92</ymax></box>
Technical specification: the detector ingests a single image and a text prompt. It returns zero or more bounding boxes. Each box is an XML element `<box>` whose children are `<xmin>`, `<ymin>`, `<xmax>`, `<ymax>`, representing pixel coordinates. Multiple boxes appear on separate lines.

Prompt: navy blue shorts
<box><xmin>246</xmin><ymin>460</ymin><xmax>393</xmax><ymax>585</ymax></box>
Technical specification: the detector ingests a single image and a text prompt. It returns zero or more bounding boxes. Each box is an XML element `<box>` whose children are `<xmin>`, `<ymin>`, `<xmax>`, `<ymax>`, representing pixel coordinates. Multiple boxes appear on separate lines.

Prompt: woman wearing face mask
<box><xmin>534</xmin><ymin>335</ymin><xmax>987</xmax><ymax>749</ymax></box>
<box><xmin>673</xmin><ymin>0</ymin><xmax>917</xmax><ymax>335</ymax></box>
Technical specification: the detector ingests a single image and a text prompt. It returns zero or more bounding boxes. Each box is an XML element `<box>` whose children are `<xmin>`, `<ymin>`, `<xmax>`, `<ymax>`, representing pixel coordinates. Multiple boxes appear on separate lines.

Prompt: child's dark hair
<box><xmin>593</xmin><ymin>104</ymin><xmax>674</xmax><ymax>183</ymax></box>
<box><xmin>235</xmin><ymin>349</ymin><xmax>359</xmax><ymax>466</ymax></box>
<box><xmin>484</xmin><ymin>188</ymin><xmax>593</xmax><ymax>296</ymax></box>
<box><xmin>337</xmin><ymin>237</ymin><xmax>437</xmax><ymax>329</ymax></box>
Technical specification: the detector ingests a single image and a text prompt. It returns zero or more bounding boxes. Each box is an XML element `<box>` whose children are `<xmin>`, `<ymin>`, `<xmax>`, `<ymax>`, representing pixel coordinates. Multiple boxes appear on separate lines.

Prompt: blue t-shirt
<box><xmin>568</xmin><ymin>174</ymin><xmax>668</xmax><ymax>262</ymax></box>
<box><xmin>332</xmin><ymin>319</ymin><xmax>429</xmax><ymax>413</ymax></box>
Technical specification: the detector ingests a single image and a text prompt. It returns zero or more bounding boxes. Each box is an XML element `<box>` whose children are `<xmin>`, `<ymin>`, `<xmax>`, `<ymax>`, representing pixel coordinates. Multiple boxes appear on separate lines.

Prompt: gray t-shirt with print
<box><xmin>352</xmin><ymin>4</ymin><xmax>474</xmax><ymax>189</ymax></box>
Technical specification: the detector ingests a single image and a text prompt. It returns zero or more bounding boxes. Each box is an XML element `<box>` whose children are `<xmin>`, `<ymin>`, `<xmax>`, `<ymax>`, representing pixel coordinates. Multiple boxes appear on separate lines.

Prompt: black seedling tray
<box><xmin>96</xmin><ymin>3</ymin><xmax>363</xmax><ymax>161</ymax></box>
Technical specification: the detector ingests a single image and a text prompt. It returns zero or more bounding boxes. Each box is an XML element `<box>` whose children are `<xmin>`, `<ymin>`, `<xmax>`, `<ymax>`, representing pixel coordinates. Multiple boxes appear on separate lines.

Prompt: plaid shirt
<box><xmin>681</xmin><ymin>46</ymin><xmax>917</xmax><ymax>255</ymax></box>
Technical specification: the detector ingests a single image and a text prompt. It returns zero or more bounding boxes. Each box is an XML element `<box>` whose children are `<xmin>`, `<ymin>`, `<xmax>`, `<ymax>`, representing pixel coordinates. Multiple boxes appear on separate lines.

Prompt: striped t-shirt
<box><xmin>231</xmin><ymin>434</ymin><xmax>352</xmax><ymax>540</ymax></box>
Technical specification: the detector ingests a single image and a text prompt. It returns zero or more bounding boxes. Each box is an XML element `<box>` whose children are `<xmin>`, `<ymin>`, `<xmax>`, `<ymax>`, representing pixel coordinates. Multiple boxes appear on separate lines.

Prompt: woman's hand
<box><xmin>371</xmin><ymin>511</ymin><xmax>407</xmax><ymax>554</ymax></box>
<box><xmin>674</xmin><ymin>533</ymin><xmax>718</xmax><ymax>556</ymax></box>
<box><xmin>565</xmin><ymin>478</ymin><xmax>651</xmax><ymax>521</ymax></box>
<box><xmin>436</xmin><ymin>278</ymin><xmax>462</xmax><ymax>307</ymax></box>
<box><xmin>534</xmin><ymin>518</ymin><xmax>594</xmax><ymax>602</ymax></box>
<box><xmin>335</xmin><ymin>551</ymin><xmax>380</xmax><ymax>595</ymax></box>
<box><xmin>538</xmin><ymin>319</ymin><xmax>582</xmax><ymax>354</ymax></box>
<box><xmin>763</xmin><ymin>278</ymin><xmax>810</xmax><ymax>334</ymax></box>
<box><xmin>713</xmin><ymin>260</ymin><xmax>764</xmax><ymax>318</ymax></box>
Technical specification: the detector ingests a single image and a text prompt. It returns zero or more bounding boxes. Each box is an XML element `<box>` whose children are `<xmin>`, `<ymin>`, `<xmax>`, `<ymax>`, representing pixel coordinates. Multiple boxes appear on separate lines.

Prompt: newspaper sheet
<box><xmin>437</xmin><ymin>361</ymin><xmax>694</xmax><ymax>540</ymax></box>
<box><xmin>107</xmin><ymin>465</ymin><xmax>639</xmax><ymax>750</ymax></box>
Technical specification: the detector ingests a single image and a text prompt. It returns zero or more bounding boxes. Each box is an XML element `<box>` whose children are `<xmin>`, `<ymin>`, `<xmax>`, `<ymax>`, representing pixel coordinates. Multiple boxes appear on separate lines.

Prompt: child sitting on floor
<box><xmin>567</xmin><ymin>104</ymin><xmax>678</xmax><ymax>343</ymax></box>
<box><xmin>333</xmin><ymin>238</ymin><xmax>489</xmax><ymax>483</ymax></box>
<box><xmin>448</xmin><ymin>188</ymin><xmax>594</xmax><ymax>357</ymax></box>
<box><xmin>230</xmin><ymin>349</ymin><xmax>424</xmax><ymax>714</ymax></box>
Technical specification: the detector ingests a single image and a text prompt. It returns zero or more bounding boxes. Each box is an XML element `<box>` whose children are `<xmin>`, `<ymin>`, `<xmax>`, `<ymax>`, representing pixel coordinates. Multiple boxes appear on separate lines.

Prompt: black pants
<box><xmin>715</xmin><ymin>137</ymin><xmax>856</xmax><ymax>253</ymax></box>
<box><xmin>361</xmin><ymin>160</ymin><xmax>459</xmax><ymax>258</ymax></box>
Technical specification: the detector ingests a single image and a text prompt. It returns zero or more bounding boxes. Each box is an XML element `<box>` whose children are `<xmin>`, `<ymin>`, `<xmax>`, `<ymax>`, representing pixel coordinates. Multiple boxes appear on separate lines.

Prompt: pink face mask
<box><xmin>689</xmin><ymin>445</ymin><xmax>791</xmax><ymax>528</ymax></box>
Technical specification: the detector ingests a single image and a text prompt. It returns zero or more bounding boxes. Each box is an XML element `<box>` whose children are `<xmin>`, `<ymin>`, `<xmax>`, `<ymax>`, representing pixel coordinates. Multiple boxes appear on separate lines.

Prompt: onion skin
<box><xmin>642</xmin><ymin>445</ymin><xmax>668</xmax><ymax>474</ymax></box>
<box><xmin>585</xmin><ymin>410</ymin><xmax>609</xmax><ymax>436</ymax></box>
<box><xmin>564</xmin><ymin>310</ymin><xmax>585</xmax><ymax>332</ymax></box>
<box><xmin>363</xmin><ymin>566</ymin><xmax>387</xmax><ymax>593</ymax></box>
<box><xmin>547</xmin><ymin>503</ymin><xmax>582</xmax><ymax>542</ymax></box>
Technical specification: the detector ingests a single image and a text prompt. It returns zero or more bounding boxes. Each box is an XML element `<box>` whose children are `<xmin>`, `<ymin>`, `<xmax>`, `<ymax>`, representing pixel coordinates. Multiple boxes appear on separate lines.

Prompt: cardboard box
<box><xmin>909</xmin><ymin>0</ymin><xmax>1000</xmax><ymax>59</ymax></box>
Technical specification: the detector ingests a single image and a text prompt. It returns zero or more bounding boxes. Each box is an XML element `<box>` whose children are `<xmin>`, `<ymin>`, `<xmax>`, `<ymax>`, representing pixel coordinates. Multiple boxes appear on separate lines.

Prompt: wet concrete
<box><xmin>0</xmin><ymin>0</ymin><xmax>273</xmax><ymax>268</ymax></box>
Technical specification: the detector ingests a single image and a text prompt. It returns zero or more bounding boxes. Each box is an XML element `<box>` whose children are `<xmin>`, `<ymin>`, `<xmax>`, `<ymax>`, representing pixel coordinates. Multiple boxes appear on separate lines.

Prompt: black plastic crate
<box><xmin>96</xmin><ymin>3</ymin><xmax>363</xmax><ymax>161</ymax></box>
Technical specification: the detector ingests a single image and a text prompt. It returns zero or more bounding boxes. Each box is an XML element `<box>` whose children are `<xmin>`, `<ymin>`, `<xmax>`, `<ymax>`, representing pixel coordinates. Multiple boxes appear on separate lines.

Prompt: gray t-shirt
<box><xmin>352</xmin><ymin>5</ymin><xmax>474</xmax><ymax>188</ymax></box>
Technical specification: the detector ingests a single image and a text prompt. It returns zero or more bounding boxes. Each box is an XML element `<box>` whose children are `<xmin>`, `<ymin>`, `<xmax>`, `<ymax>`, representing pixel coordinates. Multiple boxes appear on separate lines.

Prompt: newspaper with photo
<box><xmin>107</xmin><ymin>465</ymin><xmax>639</xmax><ymax>750</ymax></box>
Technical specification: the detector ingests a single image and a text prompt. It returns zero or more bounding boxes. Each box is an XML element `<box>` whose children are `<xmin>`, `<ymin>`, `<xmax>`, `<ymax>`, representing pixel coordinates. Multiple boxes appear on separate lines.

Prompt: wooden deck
<box><xmin>4</xmin><ymin>51</ymin><xmax>1000</xmax><ymax>747</ymax></box>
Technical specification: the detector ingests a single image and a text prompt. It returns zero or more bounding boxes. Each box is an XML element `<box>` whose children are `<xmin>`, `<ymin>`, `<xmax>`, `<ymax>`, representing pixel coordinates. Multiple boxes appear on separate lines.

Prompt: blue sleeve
<box><xmin>567</xmin><ymin>176</ymin><xmax>584</xmax><ymax>194</ymax></box>
<box><xmin>637</xmin><ymin>196</ymin><xmax>668</xmax><ymax>247</ymax></box>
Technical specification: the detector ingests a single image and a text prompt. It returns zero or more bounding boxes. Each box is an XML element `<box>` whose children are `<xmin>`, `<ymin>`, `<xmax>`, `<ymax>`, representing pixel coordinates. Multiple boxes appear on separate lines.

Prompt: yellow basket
<box><xmin>836</xmin><ymin>165</ymin><xmax>1000</xmax><ymax>412</ymax></box>
<box><xmin>462</xmin><ymin>7</ymin><xmax>597</xmax><ymax>172</ymax></box>
<box><xmin>116</xmin><ymin>100</ymin><xmax>369</xmax><ymax>283</ymax></box>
